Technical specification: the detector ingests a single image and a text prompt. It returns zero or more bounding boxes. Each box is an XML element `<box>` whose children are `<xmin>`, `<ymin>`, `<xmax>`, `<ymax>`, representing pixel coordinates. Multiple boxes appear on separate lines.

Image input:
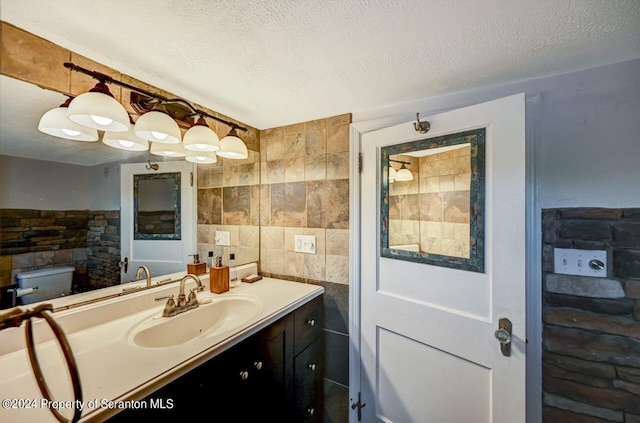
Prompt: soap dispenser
<box><xmin>209</xmin><ymin>256</ymin><xmax>229</xmax><ymax>294</ymax></box>
<box><xmin>187</xmin><ymin>254</ymin><xmax>207</xmax><ymax>275</ymax></box>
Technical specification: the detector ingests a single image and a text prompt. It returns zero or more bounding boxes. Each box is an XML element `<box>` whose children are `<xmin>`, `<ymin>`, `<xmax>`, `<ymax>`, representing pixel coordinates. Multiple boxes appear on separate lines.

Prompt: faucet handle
<box><xmin>188</xmin><ymin>289</ymin><xmax>198</xmax><ymax>303</ymax></box>
<box><xmin>161</xmin><ymin>295</ymin><xmax>177</xmax><ymax>317</ymax></box>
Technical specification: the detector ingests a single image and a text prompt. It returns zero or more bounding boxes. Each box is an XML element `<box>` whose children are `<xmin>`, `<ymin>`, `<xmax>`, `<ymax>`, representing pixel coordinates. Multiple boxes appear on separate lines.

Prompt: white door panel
<box><xmin>359</xmin><ymin>94</ymin><xmax>526</xmax><ymax>422</ymax></box>
<box><xmin>120</xmin><ymin>161</ymin><xmax>196</xmax><ymax>283</ymax></box>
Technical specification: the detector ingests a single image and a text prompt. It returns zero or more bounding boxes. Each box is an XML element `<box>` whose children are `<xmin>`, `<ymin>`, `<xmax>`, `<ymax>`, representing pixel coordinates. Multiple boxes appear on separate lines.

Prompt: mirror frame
<box><xmin>380</xmin><ymin>128</ymin><xmax>486</xmax><ymax>273</ymax></box>
<box><xmin>133</xmin><ymin>172</ymin><xmax>181</xmax><ymax>240</ymax></box>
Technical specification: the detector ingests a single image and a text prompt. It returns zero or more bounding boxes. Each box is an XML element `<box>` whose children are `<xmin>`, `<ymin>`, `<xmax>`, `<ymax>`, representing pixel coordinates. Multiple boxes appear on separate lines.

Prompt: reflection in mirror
<box><xmin>134</xmin><ymin>173</ymin><xmax>181</xmax><ymax>240</ymax></box>
<box><xmin>381</xmin><ymin>128</ymin><xmax>485</xmax><ymax>272</ymax></box>
<box><xmin>0</xmin><ymin>75</ymin><xmax>260</xmax><ymax>310</ymax></box>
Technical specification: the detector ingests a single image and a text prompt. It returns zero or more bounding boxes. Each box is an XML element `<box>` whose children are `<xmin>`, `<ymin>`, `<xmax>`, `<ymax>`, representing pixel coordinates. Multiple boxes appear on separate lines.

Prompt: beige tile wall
<box><xmin>196</xmin><ymin>151</ymin><xmax>261</xmax><ymax>266</ymax></box>
<box><xmin>259</xmin><ymin>114</ymin><xmax>351</xmax><ymax>285</ymax></box>
<box><xmin>389</xmin><ymin>146</ymin><xmax>471</xmax><ymax>258</ymax></box>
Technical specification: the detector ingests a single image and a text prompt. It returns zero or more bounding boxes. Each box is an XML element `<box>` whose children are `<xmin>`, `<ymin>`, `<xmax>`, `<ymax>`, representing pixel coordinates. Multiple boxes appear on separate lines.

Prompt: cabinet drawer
<box><xmin>294</xmin><ymin>295</ymin><xmax>323</xmax><ymax>355</ymax></box>
<box><xmin>294</xmin><ymin>338</ymin><xmax>324</xmax><ymax>423</ymax></box>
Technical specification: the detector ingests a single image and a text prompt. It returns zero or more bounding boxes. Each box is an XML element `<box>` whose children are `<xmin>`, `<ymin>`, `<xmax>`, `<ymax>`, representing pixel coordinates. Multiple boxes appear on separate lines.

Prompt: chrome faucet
<box><xmin>159</xmin><ymin>274</ymin><xmax>205</xmax><ymax>317</ymax></box>
<box><xmin>136</xmin><ymin>265</ymin><xmax>152</xmax><ymax>287</ymax></box>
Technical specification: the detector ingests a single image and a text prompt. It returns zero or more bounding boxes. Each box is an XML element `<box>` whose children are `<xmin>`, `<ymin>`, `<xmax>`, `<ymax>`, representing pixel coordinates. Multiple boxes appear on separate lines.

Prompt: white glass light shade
<box><xmin>150</xmin><ymin>140</ymin><xmax>186</xmax><ymax>157</ymax></box>
<box><xmin>102</xmin><ymin>124</ymin><xmax>149</xmax><ymax>151</ymax></box>
<box><xmin>388</xmin><ymin>166</ymin><xmax>397</xmax><ymax>182</ymax></box>
<box><xmin>395</xmin><ymin>166</ymin><xmax>413</xmax><ymax>181</ymax></box>
<box><xmin>134</xmin><ymin>111</ymin><xmax>181</xmax><ymax>144</ymax></box>
<box><xmin>186</xmin><ymin>150</ymin><xmax>218</xmax><ymax>164</ymax></box>
<box><xmin>183</xmin><ymin>124</ymin><xmax>220</xmax><ymax>152</ymax></box>
<box><xmin>67</xmin><ymin>87</ymin><xmax>129</xmax><ymax>132</ymax></box>
<box><xmin>38</xmin><ymin>106</ymin><xmax>98</xmax><ymax>141</ymax></box>
<box><xmin>216</xmin><ymin>129</ymin><xmax>248</xmax><ymax>159</ymax></box>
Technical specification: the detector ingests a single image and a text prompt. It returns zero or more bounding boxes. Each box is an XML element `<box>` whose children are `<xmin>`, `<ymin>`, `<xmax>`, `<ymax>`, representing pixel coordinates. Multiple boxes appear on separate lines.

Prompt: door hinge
<box><xmin>351</xmin><ymin>392</ymin><xmax>366</xmax><ymax>421</ymax></box>
<box><xmin>358</xmin><ymin>152</ymin><xmax>363</xmax><ymax>173</ymax></box>
<box><xmin>190</xmin><ymin>172</ymin><xmax>193</xmax><ymax>187</ymax></box>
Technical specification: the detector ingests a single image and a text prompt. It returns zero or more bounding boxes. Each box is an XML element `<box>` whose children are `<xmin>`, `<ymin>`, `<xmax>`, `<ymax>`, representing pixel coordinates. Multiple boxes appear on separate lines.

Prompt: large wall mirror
<box><xmin>134</xmin><ymin>173</ymin><xmax>181</xmax><ymax>240</ymax></box>
<box><xmin>0</xmin><ymin>75</ymin><xmax>259</xmax><ymax>309</ymax></box>
<box><xmin>380</xmin><ymin>128</ymin><xmax>486</xmax><ymax>272</ymax></box>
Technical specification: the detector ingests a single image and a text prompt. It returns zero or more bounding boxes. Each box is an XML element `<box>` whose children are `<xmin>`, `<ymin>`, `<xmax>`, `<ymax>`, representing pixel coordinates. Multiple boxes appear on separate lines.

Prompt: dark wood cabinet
<box><xmin>108</xmin><ymin>294</ymin><xmax>324</xmax><ymax>423</ymax></box>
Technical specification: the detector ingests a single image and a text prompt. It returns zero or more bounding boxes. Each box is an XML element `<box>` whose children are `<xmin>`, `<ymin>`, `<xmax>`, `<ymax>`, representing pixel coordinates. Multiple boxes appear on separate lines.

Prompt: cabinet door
<box><xmin>295</xmin><ymin>337</ymin><xmax>324</xmax><ymax>423</ymax></box>
<box><xmin>294</xmin><ymin>295</ymin><xmax>323</xmax><ymax>355</ymax></box>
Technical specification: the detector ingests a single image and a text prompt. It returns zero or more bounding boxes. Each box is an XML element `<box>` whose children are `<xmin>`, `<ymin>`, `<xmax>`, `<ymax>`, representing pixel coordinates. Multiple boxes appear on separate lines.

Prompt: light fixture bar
<box><xmin>389</xmin><ymin>159</ymin><xmax>411</xmax><ymax>165</ymax></box>
<box><xmin>63</xmin><ymin>62</ymin><xmax>247</xmax><ymax>132</ymax></box>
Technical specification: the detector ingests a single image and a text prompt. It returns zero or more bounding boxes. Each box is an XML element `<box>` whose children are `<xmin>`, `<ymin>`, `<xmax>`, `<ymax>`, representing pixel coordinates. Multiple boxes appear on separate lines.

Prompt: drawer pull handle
<box><xmin>307</xmin><ymin>319</ymin><xmax>316</xmax><ymax>327</ymax></box>
<box><xmin>254</xmin><ymin>361</ymin><xmax>263</xmax><ymax>370</ymax></box>
<box><xmin>240</xmin><ymin>371</ymin><xmax>249</xmax><ymax>381</ymax></box>
<box><xmin>307</xmin><ymin>407</ymin><xmax>315</xmax><ymax>416</ymax></box>
<box><xmin>307</xmin><ymin>363</ymin><xmax>316</xmax><ymax>371</ymax></box>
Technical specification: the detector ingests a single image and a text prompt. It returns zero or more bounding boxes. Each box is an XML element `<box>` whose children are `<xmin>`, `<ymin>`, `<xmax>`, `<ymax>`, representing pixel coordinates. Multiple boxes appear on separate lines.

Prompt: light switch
<box><xmin>215</xmin><ymin>231</ymin><xmax>230</xmax><ymax>246</ymax></box>
<box><xmin>553</xmin><ymin>248</ymin><xmax>607</xmax><ymax>278</ymax></box>
<box><xmin>295</xmin><ymin>235</ymin><xmax>316</xmax><ymax>254</ymax></box>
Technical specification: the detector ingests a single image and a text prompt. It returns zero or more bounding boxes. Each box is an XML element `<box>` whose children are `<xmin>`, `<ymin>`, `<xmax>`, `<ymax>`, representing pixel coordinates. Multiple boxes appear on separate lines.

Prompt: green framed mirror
<box><xmin>134</xmin><ymin>172</ymin><xmax>181</xmax><ymax>240</ymax></box>
<box><xmin>380</xmin><ymin>128</ymin><xmax>486</xmax><ymax>272</ymax></box>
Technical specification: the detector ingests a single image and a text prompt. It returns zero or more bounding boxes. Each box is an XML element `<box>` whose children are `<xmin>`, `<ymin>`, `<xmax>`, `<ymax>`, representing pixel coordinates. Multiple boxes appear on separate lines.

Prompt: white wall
<box><xmin>353</xmin><ymin>58</ymin><xmax>640</xmax><ymax>208</ymax></box>
<box><xmin>0</xmin><ymin>155</ymin><xmax>91</xmax><ymax>210</ymax></box>
<box><xmin>0</xmin><ymin>156</ymin><xmax>121</xmax><ymax>211</ymax></box>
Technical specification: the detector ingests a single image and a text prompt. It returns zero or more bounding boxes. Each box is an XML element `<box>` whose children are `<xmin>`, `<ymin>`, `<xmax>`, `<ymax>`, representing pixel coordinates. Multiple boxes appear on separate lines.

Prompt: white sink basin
<box><xmin>129</xmin><ymin>295</ymin><xmax>263</xmax><ymax>348</ymax></box>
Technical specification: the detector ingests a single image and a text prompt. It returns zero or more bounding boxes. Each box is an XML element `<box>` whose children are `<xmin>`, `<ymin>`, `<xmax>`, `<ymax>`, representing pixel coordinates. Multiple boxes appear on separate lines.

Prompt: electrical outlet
<box><xmin>553</xmin><ymin>248</ymin><xmax>607</xmax><ymax>277</ymax></box>
<box><xmin>295</xmin><ymin>235</ymin><xmax>316</xmax><ymax>254</ymax></box>
<box><xmin>215</xmin><ymin>231</ymin><xmax>231</xmax><ymax>246</ymax></box>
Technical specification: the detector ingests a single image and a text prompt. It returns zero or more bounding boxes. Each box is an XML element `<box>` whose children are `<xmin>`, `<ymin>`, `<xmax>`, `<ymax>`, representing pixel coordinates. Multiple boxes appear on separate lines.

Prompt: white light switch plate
<box><xmin>553</xmin><ymin>248</ymin><xmax>607</xmax><ymax>277</ymax></box>
<box><xmin>295</xmin><ymin>235</ymin><xmax>316</xmax><ymax>254</ymax></box>
<box><xmin>215</xmin><ymin>231</ymin><xmax>231</xmax><ymax>246</ymax></box>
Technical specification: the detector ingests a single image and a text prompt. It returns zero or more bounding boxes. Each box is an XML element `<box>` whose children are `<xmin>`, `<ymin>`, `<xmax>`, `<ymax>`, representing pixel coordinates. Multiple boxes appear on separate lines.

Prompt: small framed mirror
<box><xmin>380</xmin><ymin>128</ymin><xmax>485</xmax><ymax>272</ymax></box>
<box><xmin>134</xmin><ymin>172</ymin><xmax>181</xmax><ymax>240</ymax></box>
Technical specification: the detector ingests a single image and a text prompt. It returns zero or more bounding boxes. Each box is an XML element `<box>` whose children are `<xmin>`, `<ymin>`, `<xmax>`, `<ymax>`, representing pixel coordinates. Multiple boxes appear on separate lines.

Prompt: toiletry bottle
<box><xmin>229</xmin><ymin>253</ymin><xmax>239</xmax><ymax>288</ymax></box>
<box><xmin>187</xmin><ymin>254</ymin><xmax>206</xmax><ymax>275</ymax></box>
<box><xmin>209</xmin><ymin>256</ymin><xmax>229</xmax><ymax>294</ymax></box>
<box><xmin>208</xmin><ymin>251</ymin><xmax>214</xmax><ymax>269</ymax></box>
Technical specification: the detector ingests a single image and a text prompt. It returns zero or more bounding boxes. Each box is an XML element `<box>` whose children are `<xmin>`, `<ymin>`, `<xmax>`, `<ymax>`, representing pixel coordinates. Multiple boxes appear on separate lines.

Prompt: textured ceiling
<box><xmin>1</xmin><ymin>0</ymin><xmax>639</xmax><ymax>165</ymax></box>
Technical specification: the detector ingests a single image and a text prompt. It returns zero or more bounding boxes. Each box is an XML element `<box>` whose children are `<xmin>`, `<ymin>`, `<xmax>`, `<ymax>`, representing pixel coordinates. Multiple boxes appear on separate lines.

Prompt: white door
<box><xmin>120</xmin><ymin>161</ymin><xmax>196</xmax><ymax>283</ymax></box>
<box><xmin>358</xmin><ymin>94</ymin><xmax>526</xmax><ymax>422</ymax></box>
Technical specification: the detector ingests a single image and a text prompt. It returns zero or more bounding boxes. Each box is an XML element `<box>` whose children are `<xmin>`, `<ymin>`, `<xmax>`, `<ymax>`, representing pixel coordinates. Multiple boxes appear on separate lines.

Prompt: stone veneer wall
<box><xmin>85</xmin><ymin>211</ymin><xmax>121</xmax><ymax>291</ymax></box>
<box><xmin>542</xmin><ymin>208</ymin><xmax>640</xmax><ymax>423</ymax></box>
<box><xmin>0</xmin><ymin>209</ymin><xmax>120</xmax><ymax>298</ymax></box>
<box><xmin>260</xmin><ymin>113</ymin><xmax>351</xmax><ymax>423</ymax></box>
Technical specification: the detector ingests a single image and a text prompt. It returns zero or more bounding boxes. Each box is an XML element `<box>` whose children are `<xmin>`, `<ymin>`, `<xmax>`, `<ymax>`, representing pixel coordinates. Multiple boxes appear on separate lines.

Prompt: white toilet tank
<box><xmin>16</xmin><ymin>266</ymin><xmax>75</xmax><ymax>305</ymax></box>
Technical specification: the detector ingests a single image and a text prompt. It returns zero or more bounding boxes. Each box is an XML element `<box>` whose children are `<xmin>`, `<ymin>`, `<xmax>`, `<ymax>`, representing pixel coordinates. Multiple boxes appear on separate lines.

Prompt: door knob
<box><xmin>494</xmin><ymin>317</ymin><xmax>512</xmax><ymax>357</ymax></box>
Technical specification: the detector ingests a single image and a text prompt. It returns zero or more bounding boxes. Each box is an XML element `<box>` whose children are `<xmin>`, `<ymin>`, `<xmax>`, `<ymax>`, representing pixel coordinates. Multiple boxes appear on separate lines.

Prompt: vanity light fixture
<box><xmin>186</xmin><ymin>150</ymin><xmax>218</xmax><ymax>164</ymax></box>
<box><xmin>67</xmin><ymin>81</ymin><xmax>130</xmax><ymax>132</ymax></box>
<box><xmin>51</xmin><ymin>62</ymin><xmax>250</xmax><ymax>159</ymax></box>
<box><xmin>390</xmin><ymin>159</ymin><xmax>413</xmax><ymax>182</ymax></box>
<box><xmin>133</xmin><ymin>109</ymin><xmax>182</xmax><ymax>144</ymax></box>
<box><xmin>150</xmin><ymin>140</ymin><xmax>187</xmax><ymax>157</ymax></box>
<box><xmin>183</xmin><ymin>116</ymin><xmax>221</xmax><ymax>152</ymax></box>
<box><xmin>388</xmin><ymin>166</ymin><xmax>397</xmax><ymax>184</ymax></box>
<box><xmin>102</xmin><ymin>117</ymin><xmax>149</xmax><ymax>151</ymax></box>
<box><xmin>38</xmin><ymin>97</ymin><xmax>99</xmax><ymax>141</ymax></box>
<box><xmin>395</xmin><ymin>163</ymin><xmax>413</xmax><ymax>181</ymax></box>
<box><xmin>217</xmin><ymin>127</ymin><xmax>248</xmax><ymax>159</ymax></box>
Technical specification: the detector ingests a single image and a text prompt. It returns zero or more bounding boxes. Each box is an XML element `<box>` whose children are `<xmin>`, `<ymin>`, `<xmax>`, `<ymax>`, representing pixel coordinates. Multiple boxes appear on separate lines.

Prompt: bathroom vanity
<box><xmin>0</xmin><ymin>271</ymin><xmax>324</xmax><ymax>422</ymax></box>
<box><xmin>109</xmin><ymin>294</ymin><xmax>324</xmax><ymax>422</ymax></box>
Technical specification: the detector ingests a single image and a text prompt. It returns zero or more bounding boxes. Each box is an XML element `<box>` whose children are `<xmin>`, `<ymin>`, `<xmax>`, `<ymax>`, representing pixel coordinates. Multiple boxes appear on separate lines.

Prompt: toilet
<box><xmin>15</xmin><ymin>266</ymin><xmax>75</xmax><ymax>305</ymax></box>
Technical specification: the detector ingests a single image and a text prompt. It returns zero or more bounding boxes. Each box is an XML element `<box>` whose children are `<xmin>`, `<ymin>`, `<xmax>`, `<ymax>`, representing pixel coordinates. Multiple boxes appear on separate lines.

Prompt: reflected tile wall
<box><xmin>390</xmin><ymin>146</ymin><xmax>471</xmax><ymax>257</ymax></box>
<box><xmin>196</xmin><ymin>149</ymin><xmax>260</xmax><ymax>266</ymax></box>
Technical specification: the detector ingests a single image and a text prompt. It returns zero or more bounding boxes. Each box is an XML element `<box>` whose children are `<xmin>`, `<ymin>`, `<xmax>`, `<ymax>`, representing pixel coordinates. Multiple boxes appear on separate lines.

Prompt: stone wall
<box><xmin>542</xmin><ymin>208</ymin><xmax>640</xmax><ymax>423</ymax></box>
<box><xmin>0</xmin><ymin>209</ymin><xmax>120</xmax><ymax>298</ymax></box>
<box><xmin>85</xmin><ymin>211</ymin><xmax>120</xmax><ymax>291</ymax></box>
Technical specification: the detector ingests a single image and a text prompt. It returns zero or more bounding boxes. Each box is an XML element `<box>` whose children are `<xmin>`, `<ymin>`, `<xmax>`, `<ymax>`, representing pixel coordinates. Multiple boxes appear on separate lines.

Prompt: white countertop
<box><xmin>0</xmin><ymin>276</ymin><xmax>323</xmax><ymax>422</ymax></box>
